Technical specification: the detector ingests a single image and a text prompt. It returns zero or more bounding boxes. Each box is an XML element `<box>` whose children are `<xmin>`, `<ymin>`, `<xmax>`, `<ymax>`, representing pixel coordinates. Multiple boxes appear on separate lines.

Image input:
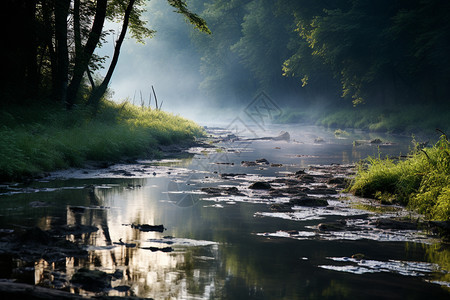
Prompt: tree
<box><xmin>2</xmin><ymin>0</ymin><xmax>209</xmax><ymax>110</ymax></box>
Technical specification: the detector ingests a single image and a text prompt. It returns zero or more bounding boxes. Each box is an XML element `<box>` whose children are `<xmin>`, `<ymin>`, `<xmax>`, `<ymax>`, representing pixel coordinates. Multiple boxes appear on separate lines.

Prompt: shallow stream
<box><xmin>0</xmin><ymin>124</ymin><xmax>449</xmax><ymax>299</ymax></box>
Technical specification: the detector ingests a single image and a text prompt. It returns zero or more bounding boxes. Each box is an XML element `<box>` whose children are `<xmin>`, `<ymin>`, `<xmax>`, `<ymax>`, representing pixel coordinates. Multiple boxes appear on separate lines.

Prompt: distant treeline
<box><xmin>188</xmin><ymin>0</ymin><xmax>450</xmax><ymax>108</ymax></box>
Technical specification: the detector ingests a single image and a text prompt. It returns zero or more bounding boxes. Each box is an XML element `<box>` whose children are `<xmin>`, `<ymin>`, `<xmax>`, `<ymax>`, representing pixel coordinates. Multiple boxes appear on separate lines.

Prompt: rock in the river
<box><xmin>241</xmin><ymin>161</ymin><xmax>258</xmax><ymax>167</ymax></box>
<box><xmin>289</xmin><ymin>196</ymin><xmax>329</xmax><ymax>207</ymax></box>
<box><xmin>255</xmin><ymin>158</ymin><xmax>270</xmax><ymax>164</ymax></box>
<box><xmin>295</xmin><ymin>170</ymin><xmax>306</xmax><ymax>175</ymax></box>
<box><xmin>249</xmin><ymin>181</ymin><xmax>272</xmax><ymax>190</ymax></box>
<box><xmin>307</xmin><ymin>187</ymin><xmax>338</xmax><ymax>195</ymax></box>
<box><xmin>296</xmin><ymin>174</ymin><xmax>316</xmax><ymax>183</ymax></box>
<box><xmin>327</xmin><ymin>177</ymin><xmax>348</xmax><ymax>185</ymax></box>
<box><xmin>221</xmin><ymin>173</ymin><xmax>247</xmax><ymax>178</ymax></box>
<box><xmin>318</xmin><ymin>220</ymin><xmax>346</xmax><ymax>231</ymax></box>
<box><xmin>369</xmin><ymin>218</ymin><xmax>418</xmax><ymax>230</ymax></box>
<box><xmin>270</xmin><ymin>203</ymin><xmax>293</xmax><ymax>212</ymax></box>
<box><xmin>201</xmin><ymin>186</ymin><xmax>244</xmax><ymax>196</ymax></box>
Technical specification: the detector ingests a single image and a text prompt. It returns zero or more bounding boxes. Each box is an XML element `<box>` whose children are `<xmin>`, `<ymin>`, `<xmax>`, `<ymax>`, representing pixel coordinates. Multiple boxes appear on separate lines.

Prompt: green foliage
<box><xmin>0</xmin><ymin>100</ymin><xmax>204</xmax><ymax>181</ymax></box>
<box><xmin>350</xmin><ymin>134</ymin><xmax>450</xmax><ymax>220</ymax></box>
<box><xmin>168</xmin><ymin>0</ymin><xmax>211</xmax><ymax>34</ymax></box>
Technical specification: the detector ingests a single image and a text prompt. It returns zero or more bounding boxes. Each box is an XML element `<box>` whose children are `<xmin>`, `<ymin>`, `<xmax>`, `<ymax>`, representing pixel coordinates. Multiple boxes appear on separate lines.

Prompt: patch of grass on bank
<box><xmin>0</xmin><ymin>100</ymin><xmax>204</xmax><ymax>181</ymax></box>
<box><xmin>350</xmin><ymin>134</ymin><xmax>450</xmax><ymax>221</ymax></box>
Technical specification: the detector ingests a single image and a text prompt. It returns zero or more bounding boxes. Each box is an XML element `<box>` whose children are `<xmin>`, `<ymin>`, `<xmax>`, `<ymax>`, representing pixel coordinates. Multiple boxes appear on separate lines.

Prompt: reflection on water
<box><xmin>0</xmin><ymin>125</ymin><xmax>448</xmax><ymax>299</ymax></box>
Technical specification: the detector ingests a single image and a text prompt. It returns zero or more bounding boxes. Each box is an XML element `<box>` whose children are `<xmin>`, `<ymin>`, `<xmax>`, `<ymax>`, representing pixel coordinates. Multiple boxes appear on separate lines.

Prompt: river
<box><xmin>0</xmin><ymin>124</ymin><xmax>449</xmax><ymax>299</ymax></box>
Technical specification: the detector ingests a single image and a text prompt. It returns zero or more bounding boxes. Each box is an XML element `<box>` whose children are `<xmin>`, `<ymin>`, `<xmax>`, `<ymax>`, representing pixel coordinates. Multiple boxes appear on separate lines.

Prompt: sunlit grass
<box><xmin>350</xmin><ymin>134</ymin><xmax>450</xmax><ymax>220</ymax></box>
<box><xmin>0</xmin><ymin>100</ymin><xmax>204</xmax><ymax>181</ymax></box>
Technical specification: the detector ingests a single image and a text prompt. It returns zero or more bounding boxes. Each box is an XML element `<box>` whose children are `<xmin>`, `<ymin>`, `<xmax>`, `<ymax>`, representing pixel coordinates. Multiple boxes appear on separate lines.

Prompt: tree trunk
<box><xmin>73</xmin><ymin>0</ymin><xmax>81</xmax><ymax>56</ymax></box>
<box><xmin>88</xmin><ymin>0</ymin><xmax>136</xmax><ymax>110</ymax></box>
<box><xmin>42</xmin><ymin>1</ymin><xmax>58</xmax><ymax>102</ymax></box>
<box><xmin>66</xmin><ymin>0</ymin><xmax>107</xmax><ymax>109</ymax></box>
<box><xmin>24</xmin><ymin>0</ymin><xmax>38</xmax><ymax>100</ymax></box>
<box><xmin>54</xmin><ymin>0</ymin><xmax>70</xmax><ymax>106</ymax></box>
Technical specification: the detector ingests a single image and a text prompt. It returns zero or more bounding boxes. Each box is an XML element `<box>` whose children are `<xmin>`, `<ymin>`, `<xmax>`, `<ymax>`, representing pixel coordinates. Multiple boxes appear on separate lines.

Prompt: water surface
<box><xmin>0</xmin><ymin>125</ymin><xmax>448</xmax><ymax>299</ymax></box>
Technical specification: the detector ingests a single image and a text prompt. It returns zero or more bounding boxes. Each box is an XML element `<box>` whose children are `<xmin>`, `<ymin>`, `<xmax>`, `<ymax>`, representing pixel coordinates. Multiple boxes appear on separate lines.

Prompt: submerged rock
<box><xmin>289</xmin><ymin>196</ymin><xmax>329</xmax><ymax>207</ymax></box>
<box><xmin>255</xmin><ymin>158</ymin><xmax>270</xmax><ymax>164</ymax></box>
<box><xmin>241</xmin><ymin>161</ymin><xmax>258</xmax><ymax>167</ymax></box>
<box><xmin>307</xmin><ymin>187</ymin><xmax>338</xmax><ymax>195</ymax></box>
<box><xmin>296</xmin><ymin>174</ymin><xmax>316</xmax><ymax>183</ymax></box>
<box><xmin>249</xmin><ymin>182</ymin><xmax>272</xmax><ymax>190</ymax></box>
<box><xmin>201</xmin><ymin>186</ymin><xmax>244</xmax><ymax>196</ymax></box>
<box><xmin>220</xmin><ymin>173</ymin><xmax>247</xmax><ymax>178</ymax></box>
<box><xmin>318</xmin><ymin>220</ymin><xmax>347</xmax><ymax>231</ymax></box>
<box><xmin>270</xmin><ymin>203</ymin><xmax>293</xmax><ymax>212</ymax></box>
<box><xmin>369</xmin><ymin>218</ymin><xmax>418</xmax><ymax>230</ymax></box>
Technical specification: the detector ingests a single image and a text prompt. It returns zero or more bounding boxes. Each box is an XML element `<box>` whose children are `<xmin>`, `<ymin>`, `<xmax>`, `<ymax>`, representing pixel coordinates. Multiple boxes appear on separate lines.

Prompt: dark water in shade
<box><xmin>0</xmin><ymin>125</ymin><xmax>448</xmax><ymax>299</ymax></box>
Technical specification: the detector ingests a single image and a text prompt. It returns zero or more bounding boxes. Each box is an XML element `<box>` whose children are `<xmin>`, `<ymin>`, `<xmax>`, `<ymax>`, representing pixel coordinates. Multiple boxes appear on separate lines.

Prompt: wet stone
<box><xmin>327</xmin><ymin>177</ymin><xmax>348</xmax><ymax>185</ymax></box>
<box><xmin>220</xmin><ymin>173</ymin><xmax>247</xmax><ymax>178</ymax></box>
<box><xmin>241</xmin><ymin>161</ymin><xmax>258</xmax><ymax>167</ymax></box>
<box><xmin>201</xmin><ymin>186</ymin><xmax>244</xmax><ymax>196</ymax></box>
<box><xmin>270</xmin><ymin>204</ymin><xmax>293</xmax><ymax>212</ymax></box>
<box><xmin>369</xmin><ymin>218</ymin><xmax>418</xmax><ymax>230</ymax></box>
<box><xmin>270</xmin><ymin>178</ymin><xmax>301</xmax><ymax>186</ymax></box>
<box><xmin>318</xmin><ymin>220</ymin><xmax>347</xmax><ymax>231</ymax></box>
<box><xmin>295</xmin><ymin>170</ymin><xmax>306</xmax><ymax>175</ymax></box>
<box><xmin>307</xmin><ymin>187</ymin><xmax>338</xmax><ymax>195</ymax></box>
<box><xmin>255</xmin><ymin>158</ymin><xmax>270</xmax><ymax>164</ymax></box>
<box><xmin>249</xmin><ymin>182</ymin><xmax>272</xmax><ymax>190</ymax></box>
<box><xmin>296</xmin><ymin>174</ymin><xmax>316</xmax><ymax>183</ymax></box>
<box><xmin>289</xmin><ymin>196</ymin><xmax>329</xmax><ymax>207</ymax></box>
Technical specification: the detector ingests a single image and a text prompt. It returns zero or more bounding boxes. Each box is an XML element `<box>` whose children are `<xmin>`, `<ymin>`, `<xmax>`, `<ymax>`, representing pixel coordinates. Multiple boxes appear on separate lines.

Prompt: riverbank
<box><xmin>277</xmin><ymin>104</ymin><xmax>450</xmax><ymax>135</ymax></box>
<box><xmin>349</xmin><ymin>132</ymin><xmax>450</xmax><ymax>224</ymax></box>
<box><xmin>0</xmin><ymin>100</ymin><xmax>205</xmax><ymax>182</ymax></box>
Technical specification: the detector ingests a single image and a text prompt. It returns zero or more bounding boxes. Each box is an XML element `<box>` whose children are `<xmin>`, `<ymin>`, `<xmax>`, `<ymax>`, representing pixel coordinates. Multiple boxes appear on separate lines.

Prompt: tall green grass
<box><xmin>0</xmin><ymin>100</ymin><xmax>204</xmax><ymax>181</ymax></box>
<box><xmin>350</xmin><ymin>134</ymin><xmax>450</xmax><ymax>220</ymax></box>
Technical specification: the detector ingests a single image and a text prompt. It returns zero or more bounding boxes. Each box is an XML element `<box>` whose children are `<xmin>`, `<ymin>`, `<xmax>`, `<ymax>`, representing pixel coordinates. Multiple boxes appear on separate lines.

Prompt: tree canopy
<box><xmin>188</xmin><ymin>0</ymin><xmax>450</xmax><ymax>108</ymax></box>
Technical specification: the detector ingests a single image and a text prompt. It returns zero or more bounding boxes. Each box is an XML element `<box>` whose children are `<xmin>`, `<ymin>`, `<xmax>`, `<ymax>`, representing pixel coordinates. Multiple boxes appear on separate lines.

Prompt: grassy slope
<box><xmin>350</xmin><ymin>135</ymin><xmax>450</xmax><ymax>221</ymax></box>
<box><xmin>0</xmin><ymin>100</ymin><xmax>204</xmax><ymax>181</ymax></box>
